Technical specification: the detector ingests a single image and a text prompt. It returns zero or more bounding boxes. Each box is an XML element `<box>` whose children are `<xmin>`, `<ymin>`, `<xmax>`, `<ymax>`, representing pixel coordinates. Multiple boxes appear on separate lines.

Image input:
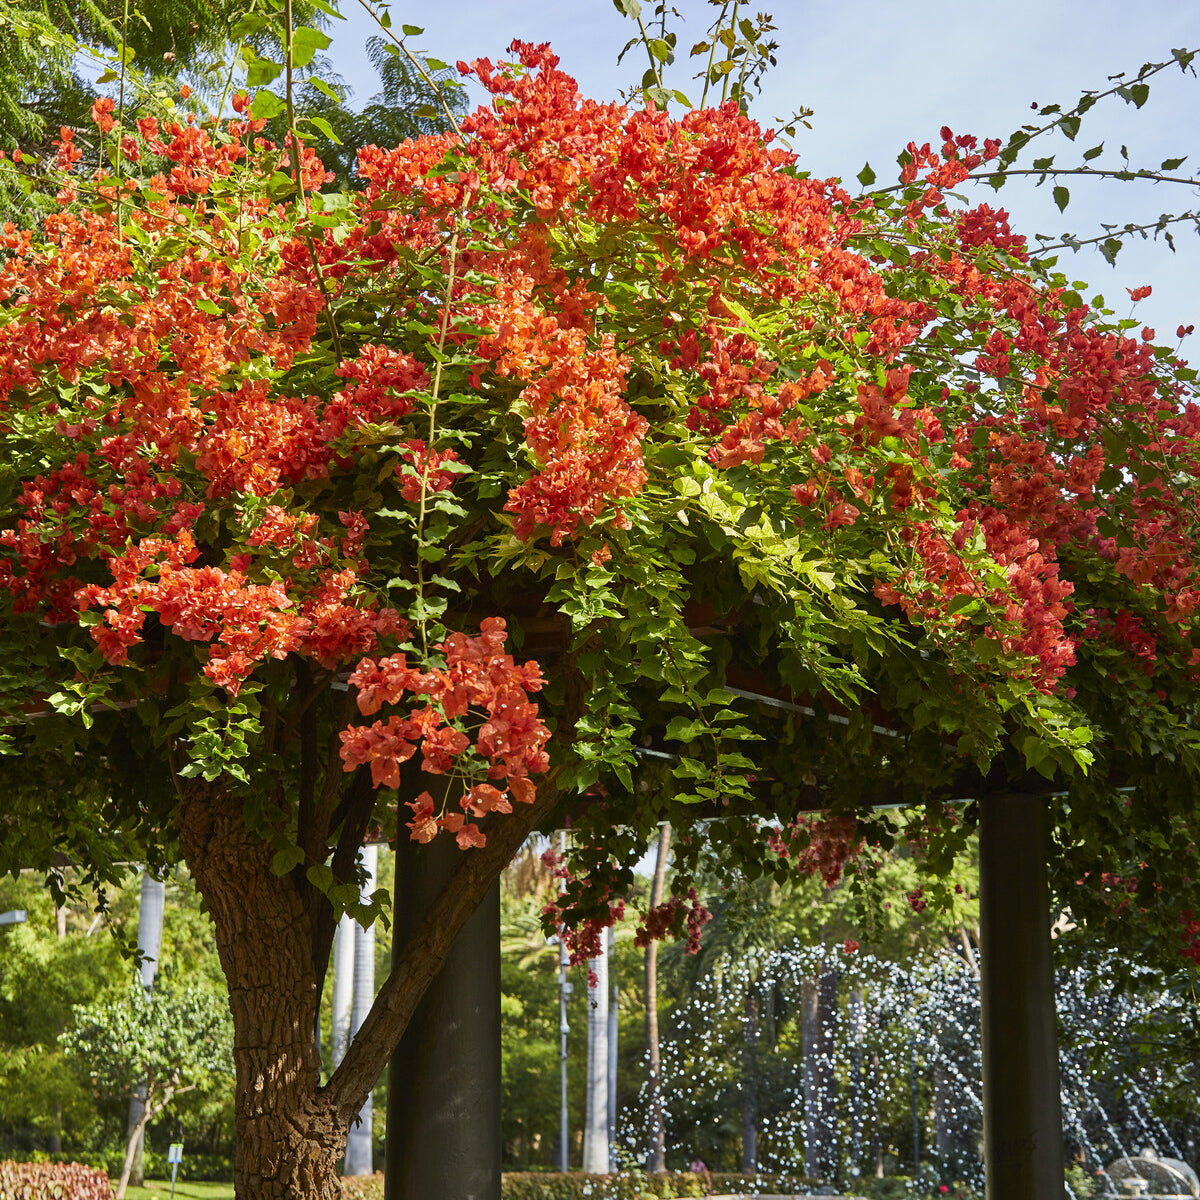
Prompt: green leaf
<box><xmin>291</xmin><ymin>26</ymin><xmax>332</xmax><ymax>70</ymax></box>
<box><xmin>310</xmin><ymin>78</ymin><xmax>342</xmax><ymax>103</ymax></box>
<box><xmin>195</xmin><ymin>298</ymin><xmax>221</xmax><ymax>316</ymax></box>
<box><xmin>857</xmin><ymin>162</ymin><xmax>875</xmax><ymax>187</ymax></box>
<box><xmin>665</xmin><ymin>716</ymin><xmax>705</xmax><ymax>742</ymax></box>
<box><xmin>1082</xmin><ymin>143</ymin><xmax>1103</xmax><ymax>161</ymax></box>
<box><xmin>245</xmin><ymin>56</ymin><xmax>283</xmax><ymax>87</ymax></box>
<box><xmin>1161</xmin><ymin>157</ymin><xmax>1187</xmax><ymax>171</ymax></box>
<box><xmin>271</xmin><ymin>846</ymin><xmax>305</xmax><ymax>876</ymax></box>
<box><xmin>249</xmin><ymin>89</ymin><xmax>285</xmax><ymax>120</ymax></box>
<box><xmin>306</xmin><ymin>863</ymin><xmax>335</xmax><ymax>892</ymax></box>
<box><xmin>401</xmin><ymin>24</ymin><xmax>425</xmax><ymax>35</ymax></box>
<box><xmin>304</xmin><ymin>116</ymin><xmax>342</xmax><ymax>144</ymax></box>
<box><xmin>612</xmin><ymin>0</ymin><xmax>642</xmax><ymax>15</ymax></box>
<box><xmin>1099</xmin><ymin>237</ymin><xmax>1122</xmax><ymax>266</ymax></box>
<box><xmin>1060</xmin><ymin>114</ymin><xmax>1081</xmax><ymax>141</ymax></box>
<box><xmin>1053</xmin><ymin>185</ymin><xmax>1070</xmax><ymax>212</ymax></box>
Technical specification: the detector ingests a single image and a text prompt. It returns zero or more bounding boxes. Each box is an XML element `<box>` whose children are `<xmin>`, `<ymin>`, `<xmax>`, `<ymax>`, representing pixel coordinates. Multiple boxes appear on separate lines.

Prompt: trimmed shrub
<box><xmin>501</xmin><ymin>1175</ymin><xmax>602</xmax><ymax>1200</ymax></box>
<box><xmin>707</xmin><ymin>1174</ymin><xmax>821</xmax><ymax>1195</ymax></box>
<box><xmin>0</xmin><ymin>1161</ymin><xmax>110</xmax><ymax>1200</ymax></box>
<box><xmin>502</xmin><ymin>1172</ymin><xmax>707</xmax><ymax>1199</ymax></box>
<box><xmin>342</xmin><ymin>1170</ymin><xmax>841</xmax><ymax>1200</ymax></box>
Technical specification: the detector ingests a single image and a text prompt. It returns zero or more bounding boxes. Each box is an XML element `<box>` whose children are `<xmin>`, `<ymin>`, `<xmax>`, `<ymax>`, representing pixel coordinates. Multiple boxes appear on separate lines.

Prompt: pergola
<box><xmin>382</xmin><ymin>631</ymin><xmax>1074</xmax><ymax>1200</ymax></box>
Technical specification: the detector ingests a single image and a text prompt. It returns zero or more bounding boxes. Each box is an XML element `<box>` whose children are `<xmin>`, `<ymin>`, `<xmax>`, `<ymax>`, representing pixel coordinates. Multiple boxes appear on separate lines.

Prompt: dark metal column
<box><xmin>979</xmin><ymin>791</ymin><xmax>1065</xmax><ymax>1200</ymax></box>
<box><xmin>385</xmin><ymin>834</ymin><xmax>501</xmax><ymax>1200</ymax></box>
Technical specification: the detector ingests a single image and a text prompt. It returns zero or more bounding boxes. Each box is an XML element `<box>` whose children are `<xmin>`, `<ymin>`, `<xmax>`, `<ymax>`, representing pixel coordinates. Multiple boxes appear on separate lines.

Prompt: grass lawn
<box><xmin>122</xmin><ymin>1181</ymin><xmax>234</xmax><ymax>1200</ymax></box>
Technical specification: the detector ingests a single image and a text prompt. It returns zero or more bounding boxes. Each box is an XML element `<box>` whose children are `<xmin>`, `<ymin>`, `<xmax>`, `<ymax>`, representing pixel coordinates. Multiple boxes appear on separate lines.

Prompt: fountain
<box><xmin>1102</xmin><ymin>1149</ymin><xmax>1198</xmax><ymax>1198</ymax></box>
<box><xmin>617</xmin><ymin>943</ymin><xmax>1195</xmax><ymax>1198</ymax></box>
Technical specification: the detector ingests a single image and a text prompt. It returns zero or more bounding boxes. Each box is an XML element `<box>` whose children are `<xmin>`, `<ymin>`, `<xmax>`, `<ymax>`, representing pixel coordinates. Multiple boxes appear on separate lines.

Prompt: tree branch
<box><xmin>322</xmin><ymin>771</ymin><xmax>564</xmax><ymax>1121</ymax></box>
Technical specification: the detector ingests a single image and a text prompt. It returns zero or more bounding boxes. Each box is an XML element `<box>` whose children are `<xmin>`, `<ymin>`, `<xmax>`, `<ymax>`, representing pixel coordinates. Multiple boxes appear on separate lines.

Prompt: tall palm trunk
<box><xmin>344</xmin><ymin>845</ymin><xmax>377</xmax><ymax>1176</ymax></box>
<box><xmin>741</xmin><ymin>983</ymin><xmax>760</xmax><ymax>1172</ymax></box>
<box><xmin>802</xmin><ymin>962</ymin><xmax>840</xmax><ymax>1182</ymax></box>
<box><xmin>582</xmin><ymin>933</ymin><xmax>611</xmax><ymax>1173</ymax></box>
<box><xmin>643</xmin><ymin>822</ymin><xmax>671</xmax><ymax>1173</ymax></box>
<box><xmin>126</xmin><ymin>872</ymin><xmax>166</xmax><ymax>1189</ymax></box>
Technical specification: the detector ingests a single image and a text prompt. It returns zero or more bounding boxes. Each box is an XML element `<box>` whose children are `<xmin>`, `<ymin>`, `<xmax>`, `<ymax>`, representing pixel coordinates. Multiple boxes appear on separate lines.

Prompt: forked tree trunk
<box><xmin>176</xmin><ymin>765</ymin><xmax>567</xmax><ymax>1200</ymax></box>
<box><xmin>178</xmin><ymin>786</ymin><xmax>346</xmax><ymax>1200</ymax></box>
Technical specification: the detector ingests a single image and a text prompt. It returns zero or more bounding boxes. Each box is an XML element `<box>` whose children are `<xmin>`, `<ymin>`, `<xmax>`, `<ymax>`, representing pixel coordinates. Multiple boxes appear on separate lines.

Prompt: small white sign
<box><xmin>167</xmin><ymin>1144</ymin><xmax>184</xmax><ymax>1165</ymax></box>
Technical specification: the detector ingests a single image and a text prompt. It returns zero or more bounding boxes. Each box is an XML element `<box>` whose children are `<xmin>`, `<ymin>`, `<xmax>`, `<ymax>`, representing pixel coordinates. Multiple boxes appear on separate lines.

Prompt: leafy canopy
<box><xmin>0</xmin><ymin>35</ymin><xmax>1198</xmax><ymax>968</ymax></box>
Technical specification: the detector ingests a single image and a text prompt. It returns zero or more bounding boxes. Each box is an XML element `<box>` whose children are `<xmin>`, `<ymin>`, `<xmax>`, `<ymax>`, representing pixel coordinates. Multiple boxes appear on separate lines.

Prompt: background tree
<box><xmin>61</xmin><ymin>985</ymin><xmax>232</xmax><ymax>1198</ymax></box>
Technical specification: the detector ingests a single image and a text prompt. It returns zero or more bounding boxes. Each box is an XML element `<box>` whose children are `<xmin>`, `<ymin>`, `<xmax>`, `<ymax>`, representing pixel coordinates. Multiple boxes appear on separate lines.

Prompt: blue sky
<box><xmin>322</xmin><ymin>0</ymin><xmax>1199</xmax><ymax>340</ymax></box>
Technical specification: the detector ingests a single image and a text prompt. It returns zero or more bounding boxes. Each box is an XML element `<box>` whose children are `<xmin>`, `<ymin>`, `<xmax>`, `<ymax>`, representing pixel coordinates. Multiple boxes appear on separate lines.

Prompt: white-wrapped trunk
<box><xmin>331</xmin><ymin>913</ymin><xmax>355</xmax><ymax>1067</ymax></box>
<box><xmin>343</xmin><ymin>845</ymin><xmax>377</xmax><ymax>1176</ymax></box>
<box><xmin>126</xmin><ymin>873</ymin><xmax>166</xmax><ymax>1187</ymax></box>
<box><xmin>607</xmin><ymin>927</ymin><xmax>618</xmax><ymax>1172</ymax></box>
<box><xmin>582</xmin><ymin>935</ymin><xmax>610</xmax><ymax>1173</ymax></box>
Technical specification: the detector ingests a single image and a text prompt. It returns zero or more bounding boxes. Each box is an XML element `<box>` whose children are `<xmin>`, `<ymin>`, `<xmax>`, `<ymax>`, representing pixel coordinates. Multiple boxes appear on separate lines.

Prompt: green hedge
<box><xmin>500</xmin><ymin>1172</ymin><xmax>825</xmax><ymax>1198</ymax></box>
<box><xmin>341</xmin><ymin>1171</ymin><xmax>832</xmax><ymax>1200</ymax></box>
<box><xmin>707</xmin><ymin>1174</ymin><xmax>820</xmax><ymax>1195</ymax></box>
<box><xmin>501</xmin><ymin>1173</ymin><xmax>703</xmax><ymax>1200</ymax></box>
<box><xmin>0</xmin><ymin>1161</ymin><xmax>110</xmax><ymax>1200</ymax></box>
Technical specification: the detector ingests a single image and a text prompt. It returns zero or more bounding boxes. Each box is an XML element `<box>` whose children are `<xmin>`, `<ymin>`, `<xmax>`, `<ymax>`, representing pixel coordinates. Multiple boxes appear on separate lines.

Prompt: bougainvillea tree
<box><xmin>2</xmin><ymin>24</ymin><xmax>1200</xmax><ymax>1198</ymax></box>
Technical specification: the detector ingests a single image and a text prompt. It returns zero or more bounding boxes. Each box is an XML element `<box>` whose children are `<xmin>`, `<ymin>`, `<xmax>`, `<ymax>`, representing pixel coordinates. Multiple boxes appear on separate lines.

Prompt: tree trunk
<box><xmin>115</xmin><ymin>1084</ymin><xmax>156</xmax><ymax>1200</ymax></box>
<box><xmin>847</xmin><ymin>985</ymin><xmax>865</xmax><ymax>1174</ymax></box>
<box><xmin>331</xmin><ymin>913</ymin><xmax>355</xmax><ymax>1067</ymax></box>
<box><xmin>741</xmin><ymin>985</ymin><xmax>759</xmax><ymax>1173</ymax></box>
<box><xmin>176</xmin><ymin>772</ymin><xmax>565</xmax><ymax>1200</ymax></box>
<box><xmin>582</xmin><ymin>934</ymin><xmax>610</xmax><ymax>1173</ymax></box>
<box><xmin>344</xmin><ymin>845</ymin><xmax>377</xmax><ymax>1176</ymax></box>
<box><xmin>802</xmin><ymin>962</ymin><xmax>840</xmax><ymax>1183</ymax></box>
<box><xmin>178</xmin><ymin>786</ymin><xmax>346</xmax><ymax>1200</ymax></box>
<box><xmin>127</xmin><ymin>871</ymin><xmax>166</xmax><ymax>1188</ymax></box>
<box><xmin>643</xmin><ymin>822</ymin><xmax>671</xmax><ymax>1173</ymax></box>
<box><xmin>607</xmin><ymin>926</ymin><xmax>618</xmax><ymax>1172</ymax></box>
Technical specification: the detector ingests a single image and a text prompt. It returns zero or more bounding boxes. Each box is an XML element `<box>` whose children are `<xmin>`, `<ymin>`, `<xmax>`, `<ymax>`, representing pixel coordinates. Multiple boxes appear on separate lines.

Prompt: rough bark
<box><xmin>643</xmin><ymin>822</ymin><xmax>671</xmax><ymax>1173</ymax></box>
<box><xmin>178</xmin><ymin>784</ymin><xmax>345</xmax><ymax>1200</ymax></box>
<box><xmin>177</xmin><ymin>768</ymin><xmax>566</xmax><ymax>1200</ymax></box>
